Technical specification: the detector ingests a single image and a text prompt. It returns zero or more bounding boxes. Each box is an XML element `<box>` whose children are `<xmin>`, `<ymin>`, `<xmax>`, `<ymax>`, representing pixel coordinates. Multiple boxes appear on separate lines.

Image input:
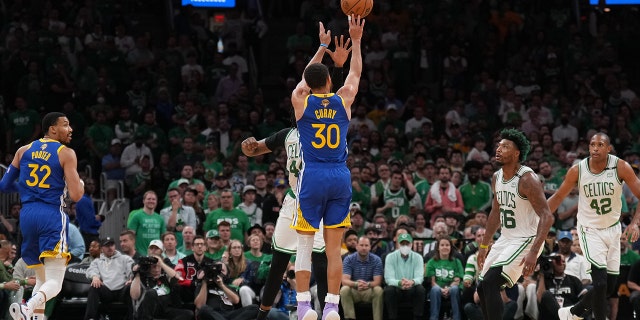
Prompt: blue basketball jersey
<box><xmin>297</xmin><ymin>93</ymin><xmax>349</xmax><ymax>163</ymax></box>
<box><xmin>18</xmin><ymin>138</ymin><xmax>67</xmax><ymax>206</ymax></box>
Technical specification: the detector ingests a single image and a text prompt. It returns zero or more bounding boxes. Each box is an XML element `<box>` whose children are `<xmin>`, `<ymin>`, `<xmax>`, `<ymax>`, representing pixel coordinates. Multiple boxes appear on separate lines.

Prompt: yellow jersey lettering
<box><xmin>314</xmin><ymin>109</ymin><xmax>336</xmax><ymax>120</ymax></box>
<box><xmin>31</xmin><ymin>151</ymin><xmax>52</xmax><ymax>161</ymax></box>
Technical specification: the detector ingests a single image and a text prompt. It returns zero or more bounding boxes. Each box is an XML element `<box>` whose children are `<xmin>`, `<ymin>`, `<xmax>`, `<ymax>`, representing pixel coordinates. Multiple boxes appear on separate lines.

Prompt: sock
<box><xmin>297</xmin><ymin>291</ymin><xmax>312</xmax><ymax>302</ymax></box>
<box><xmin>28</xmin><ymin>258</ymin><xmax>66</xmax><ymax>310</ymax></box>
<box><xmin>324</xmin><ymin>293</ymin><xmax>340</xmax><ymax>305</ymax></box>
<box><xmin>256</xmin><ymin>307</ymin><xmax>270</xmax><ymax>320</ymax></box>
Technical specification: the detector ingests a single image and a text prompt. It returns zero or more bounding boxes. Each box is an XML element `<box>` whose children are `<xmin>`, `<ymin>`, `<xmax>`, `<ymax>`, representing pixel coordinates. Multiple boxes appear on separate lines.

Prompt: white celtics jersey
<box><xmin>495</xmin><ymin>165</ymin><xmax>539</xmax><ymax>239</ymax></box>
<box><xmin>577</xmin><ymin>155</ymin><xmax>622</xmax><ymax>228</ymax></box>
<box><xmin>285</xmin><ymin>128</ymin><xmax>302</xmax><ymax>191</ymax></box>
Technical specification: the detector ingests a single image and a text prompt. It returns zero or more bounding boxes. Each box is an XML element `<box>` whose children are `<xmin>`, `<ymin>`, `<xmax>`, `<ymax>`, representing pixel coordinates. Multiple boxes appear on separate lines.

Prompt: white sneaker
<box><xmin>9</xmin><ymin>303</ymin><xmax>31</xmax><ymax>320</ymax></box>
<box><xmin>558</xmin><ymin>306</ymin><xmax>583</xmax><ymax>320</ymax></box>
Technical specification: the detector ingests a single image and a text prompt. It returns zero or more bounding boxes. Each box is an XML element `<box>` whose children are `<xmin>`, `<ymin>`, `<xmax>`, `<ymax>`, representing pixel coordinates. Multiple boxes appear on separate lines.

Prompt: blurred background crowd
<box><xmin>0</xmin><ymin>0</ymin><xmax>639</xmax><ymax>319</ymax></box>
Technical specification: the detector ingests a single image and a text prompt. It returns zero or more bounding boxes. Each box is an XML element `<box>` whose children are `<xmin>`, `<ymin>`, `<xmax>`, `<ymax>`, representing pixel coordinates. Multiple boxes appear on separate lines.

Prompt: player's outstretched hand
<box><xmin>241</xmin><ymin>137</ymin><xmax>259</xmax><ymax>156</ymax></box>
<box><xmin>326</xmin><ymin>35</ymin><xmax>352</xmax><ymax>68</ymax></box>
<box><xmin>348</xmin><ymin>14</ymin><xmax>365</xmax><ymax>41</ymax></box>
<box><xmin>318</xmin><ymin>22</ymin><xmax>331</xmax><ymax>47</ymax></box>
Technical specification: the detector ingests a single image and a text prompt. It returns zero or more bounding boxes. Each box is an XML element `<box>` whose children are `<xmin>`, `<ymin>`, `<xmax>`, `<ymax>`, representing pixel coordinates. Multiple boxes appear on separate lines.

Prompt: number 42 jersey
<box><xmin>297</xmin><ymin>93</ymin><xmax>349</xmax><ymax>164</ymax></box>
<box><xmin>577</xmin><ymin>155</ymin><xmax>623</xmax><ymax>229</ymax></box>
<box><xmin>18</xmin><ymin>138</ymin><xmax>67</xmax><ymax>206</ymax></box>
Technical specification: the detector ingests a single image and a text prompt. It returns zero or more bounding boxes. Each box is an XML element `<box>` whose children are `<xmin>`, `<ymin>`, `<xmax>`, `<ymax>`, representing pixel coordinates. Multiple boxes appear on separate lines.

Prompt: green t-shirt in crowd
<box><xmin>425</xmin><ymin>257</ymin><xmax>464</xmax><ymax>288</ymax></box>
<box><xmin>204</xmin><ymin>208</ymin><xmax>251</xmax><ymax>242</ymax></box>
<box><xmin>127</xmin><ymin>209</ymin><xmax>166</xmax><ymax>256</ymax></box>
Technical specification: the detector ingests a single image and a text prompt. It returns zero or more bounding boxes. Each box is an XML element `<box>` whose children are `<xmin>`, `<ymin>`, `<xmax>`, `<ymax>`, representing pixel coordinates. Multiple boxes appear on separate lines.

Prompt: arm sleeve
<box><xmin>0</xmin><ymin>164</ymin><xmax>19</xmax><ymax>193</ymax></box>
<box><xmin>265</xmin><ymin>128</ymin><xmax>293</xmax><ymax>151</ymax></box>
<box><xmin>383</xmin><ymin>255</ymin><xmax>399</xmax><ymax>287</ymax></box>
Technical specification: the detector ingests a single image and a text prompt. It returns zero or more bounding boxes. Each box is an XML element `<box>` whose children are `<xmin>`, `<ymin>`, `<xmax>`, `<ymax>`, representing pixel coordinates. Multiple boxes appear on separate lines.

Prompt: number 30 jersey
<box><xmin>297</xmin><ymin>93</ymin><xmax>349</xmax><ymax>164</ymax></box>
<box><xmin>18</xmin><ymin>138</ymin><xmax>66</xmax><ymax>206</ymax></box>
<box><xmin>577</xmin><ymin>155</ymin><xmax>623</xmax><ymax>228</ymax></box>
<box><xmin>495</xmin><ymin>165</ymin><xmax>538</xmax><ymax>239</ymax></box>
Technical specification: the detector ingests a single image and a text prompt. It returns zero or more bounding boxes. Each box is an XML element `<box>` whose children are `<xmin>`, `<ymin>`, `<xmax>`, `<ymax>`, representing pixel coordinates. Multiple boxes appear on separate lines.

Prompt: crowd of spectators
<box><xmin>0</xmin><ymin>0</ymin><xmax>640</xmax><ymax>319</ymax></box>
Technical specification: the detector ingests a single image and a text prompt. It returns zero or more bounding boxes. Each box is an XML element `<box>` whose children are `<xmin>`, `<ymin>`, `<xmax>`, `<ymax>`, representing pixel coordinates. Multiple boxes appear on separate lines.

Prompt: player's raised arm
<box><xmin>292</xmin><ymin>22</ymin><xmax>332</xmax><ymax>103</ymax></box>
<box><xmin>336</xmin><ymin>15</ymin><xmax>364</xmax><ymax>109</ymax></box>
<box><xmin>547</xmin><ymin>165</ymin><xmax>579</xmax><ymax>213</ymax></box>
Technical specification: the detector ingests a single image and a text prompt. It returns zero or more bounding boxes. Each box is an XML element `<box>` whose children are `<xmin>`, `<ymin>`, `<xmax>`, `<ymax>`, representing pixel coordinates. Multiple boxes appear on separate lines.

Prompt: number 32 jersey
<box><xmin>577</xmin><ymin>155</ymin><xmax>623</xmax><ymax>229</ymax></box>
<box><xmin>298</xmin><ymin>93</ymin><xmax>349</xmax><ymax>164</ymax></box>
<box><xmin>495</xmin><ymin>165</ymin><xmax>538</xmax><ymax>239</ymax></box>
<box><xmin>18</xmin><ymin>138</ymin><xmax>67</xmax><ymax>206</ymax></box>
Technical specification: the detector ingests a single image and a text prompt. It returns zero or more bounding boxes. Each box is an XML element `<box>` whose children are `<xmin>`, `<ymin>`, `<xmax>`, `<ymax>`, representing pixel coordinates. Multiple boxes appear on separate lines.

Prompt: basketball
<box><xmin>341</xmin><ymin>0</ymin><xmax>373</xmax><ymax>18</ymax></box>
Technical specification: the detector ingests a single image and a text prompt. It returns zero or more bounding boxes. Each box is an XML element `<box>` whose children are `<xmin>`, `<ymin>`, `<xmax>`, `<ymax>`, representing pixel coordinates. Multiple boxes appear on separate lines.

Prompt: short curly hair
<box><xmin>500</xmin><ymin>128</ymin><xmax>530</xmax><ymax>163</ymax></box>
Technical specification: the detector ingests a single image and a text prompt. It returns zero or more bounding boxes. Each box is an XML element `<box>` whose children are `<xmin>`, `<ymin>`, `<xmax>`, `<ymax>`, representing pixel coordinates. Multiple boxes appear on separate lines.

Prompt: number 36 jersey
<box><xmin>495</xmin><ymin>165</ymin><xmax>538</xmax><ymax>239</ymax></box>
<box><xmin>298</xmin><ymin>93</ymin><xmax>349</xmax><ymax>164</ymax></box>
<box><xmin>18</xmin><ymin>138</ymin><xmax>67</xmax><ymax>206</ymax></box>
<box><xmin>577</xmin><ymin>155</ymin><xmax>623</xmax><ymax>229</ymax></box>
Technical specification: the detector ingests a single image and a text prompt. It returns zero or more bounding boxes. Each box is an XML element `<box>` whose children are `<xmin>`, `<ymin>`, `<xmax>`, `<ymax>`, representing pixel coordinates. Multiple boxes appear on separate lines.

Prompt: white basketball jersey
<box><xmin>285</xmin><ymin>128</ymin><xmax>302</xmax><ymax>191</ymax></box>
<box><xmin>495</xmin><ymin>165</ymin><xmax>539</xmax><ymax>239</ymax></box>
<box><xmin>577</xmin><ymin>155</ymin><xmax>622</xmax><ymax>228</ymax></box>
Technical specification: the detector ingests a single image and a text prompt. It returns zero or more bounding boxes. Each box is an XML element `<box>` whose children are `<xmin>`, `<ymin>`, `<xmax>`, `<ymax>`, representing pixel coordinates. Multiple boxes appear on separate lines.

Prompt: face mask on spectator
<box><xmin>399</xmin><ymin>245</ymin><xmax>411</xmax><ymax>255</ymax></box>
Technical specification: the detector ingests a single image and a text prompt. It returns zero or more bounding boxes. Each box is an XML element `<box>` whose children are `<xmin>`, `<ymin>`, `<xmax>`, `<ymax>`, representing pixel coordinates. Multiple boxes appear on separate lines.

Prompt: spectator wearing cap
<box><xmin>164</xmin><ymin>163</ymin><xmax>205</xmax><ymax>205</ymax></box>
<box><xmin>340</xmin><ymin>236</ymin><xmax>384</xmax><ymax>320</ymax></box>
<box><xmin>120</xmin><ymin>130</ymin><xmax>154</xmax><ymax>179</ymax></box>
<box><xmin>342</xmin><ymin>229</ymin><xmax>359</xmax><ymax>258</ymax></box>
<box><xmin>247</xmin><ymin>224</ymin><xmax>271</xmax><ymax>253</ymax></box>
<box><xmin>375</xmin><ymin>170</ymin><xmax>416</xmax><ymax>221</ymax></box>
<box><xmin>127</xmin><ymin>190</ymin><xmax>165</xmax><ymax>256</ymax></box>
<box><xmin>237</xmin><ymin>185</ymin><xmax>262</xmax><ymax>226</ymax></box>
<box><xmin>383</xmin><ymin>233</ymin><xmax>425</xmax><ymax>320</ymax></box>
<box><xmin>261</xmin><ymin>178</ymin><xmax>287</xmax><ymax>225</ymax></box>
<box><xmin>84</xmin><ymin>237</ymin><xmax>134</xmax><ymax>320</ymax></box>
<box><xmin>555</xmin><ymin>230</ymin><xmax>591</xmax><ymax>286</ymax></box>
<box><xmin>101</xmin><ymin>138</ymin><xmax>125</xmax><ymax>205</ymax></box>
<box><xmin>210</xmin><ymin>171</ymin><xmax>242</xmax><ymax>205</ymax></box>
<box><xmin>204</xmin><ymin>189</ymin><xmax>250</xmax><ymax>243</ymax></box>
<box><xmin>425</xmin><ymin>166</ymin><xmax>465</xmax><ymax>227</ymax></box>
<box><xmin>160</xmin><ymin>187</ymin><xmax>197</xmax><ymax>248</ymax></box>
<box><xmin>350</xmin><ymin>166</ymin><xmax>372</xmax><ymax>218</ymax></box>
<box><xmin>204</xmin><ymin>229</ymin><xmax>226</xmax><ymax>260</ymax></box>
<box><xmin>162</xmin><ymin>231</ymin><xmax>185</xmax><ymax>267</ymax></box>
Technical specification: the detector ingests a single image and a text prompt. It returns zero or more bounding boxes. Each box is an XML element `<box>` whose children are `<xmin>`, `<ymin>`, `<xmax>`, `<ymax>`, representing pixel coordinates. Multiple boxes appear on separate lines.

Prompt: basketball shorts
<box><xmin>274</xmin><ymin>194</ymin><xmax>325</xmax><ymax>253</ymax></box>
<box><xmin>292</xmin><ymin>163</ymin><xmax>351</xmax><ymax>231</ymax></box>
<box><xmin>578</xmin><ymin>222</ymin><xmax>621</xmax><ymax>274</ymax></box>
<box><xmin>20</xmin><ymin>202</ymin><xmax>70</xmax><ymax>267</ymax></box>
<box><xmin>480</xmin><ymin>236</ymin><xmax>540</xmax><ymax>287</ymax></box>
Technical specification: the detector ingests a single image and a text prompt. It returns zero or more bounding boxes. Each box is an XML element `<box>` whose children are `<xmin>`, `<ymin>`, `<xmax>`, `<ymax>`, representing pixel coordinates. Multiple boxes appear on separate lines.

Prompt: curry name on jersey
<box><xmin>297</xmin><ymin>93</ymin><xmax>349</xmax><ymax>163</ymax></box>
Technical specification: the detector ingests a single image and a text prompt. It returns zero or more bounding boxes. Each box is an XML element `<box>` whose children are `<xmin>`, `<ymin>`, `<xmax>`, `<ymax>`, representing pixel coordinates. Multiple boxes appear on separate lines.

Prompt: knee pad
<box><xmin>295</xmin><ymin>235</ymin><xmax>314</xmax><ymax>272</ymax></box>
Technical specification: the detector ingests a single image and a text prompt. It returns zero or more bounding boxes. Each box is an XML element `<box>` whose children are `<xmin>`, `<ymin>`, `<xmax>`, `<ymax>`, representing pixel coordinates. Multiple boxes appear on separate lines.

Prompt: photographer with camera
<box><xmin>267</xmin><ymin>265</ymin><xmax>298</xmax><ymax>320</ymax></box>
<box><xmin>130</xmin><ymin>253</ymin><xmax>193</xmax><ymax>320</ymax></box>
<box><xmin>534</xmin><ymin>253</ymin><xmax>586</xmax><ymax>319</ymax></box>
<box><xmin>194</xmin><ymin>260</ymin><xmax>258</xmax><ymax>320</ymax></box>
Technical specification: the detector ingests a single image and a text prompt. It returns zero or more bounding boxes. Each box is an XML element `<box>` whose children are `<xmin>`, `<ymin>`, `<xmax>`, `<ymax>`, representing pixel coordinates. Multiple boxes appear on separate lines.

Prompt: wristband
<box><xmin>20</xmin><ymin>279</ymin><xmax>26</xmax><ymax>286</ymax></box>
<box><xmin>320</xmin><ymin>43</ymin><xmax>328</xmax><ymax>48</ymax></box>
<box><xmin>479</xmin><ymin>244</ymin><xmax>488</xmax><ymax>249</ymax></box>
<box><xmin>0</xmin><ymin>283</ymin><xmax>4</xmax><ymax>289</ymax></box>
